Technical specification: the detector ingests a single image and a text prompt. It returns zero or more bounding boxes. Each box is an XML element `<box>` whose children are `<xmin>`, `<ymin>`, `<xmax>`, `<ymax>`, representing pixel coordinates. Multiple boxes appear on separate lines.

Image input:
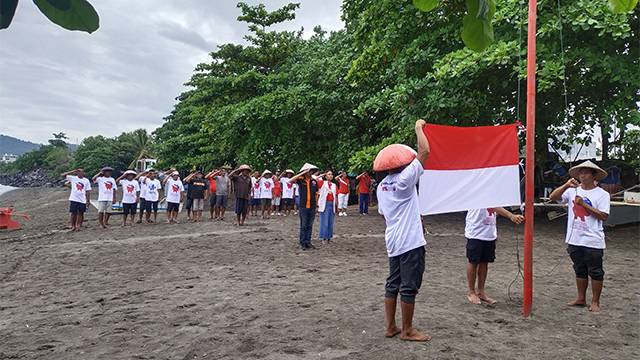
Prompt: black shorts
<box><xmin>139</xmin><ymin>198</ymin><xmax>146</xmax><ymax>212</ymax></box>
<box><xmin>567</xmin><ymin>245</ymin><xmax>604</xmax><ymax>280</ymax></box>
<box><xmin>167</xmin><ymin>202</ymin><xmax>180</xmax><ymax>212</ymax></box>
<box><xmin>235</xmin><ymin>198</ymin><xmax>249</xmax><ymax>215</ymax></box>
<box><xmin>282</xmin><ymin>198</ymin><xmax>293</xmax><ymax>206</ymax></box>
<box><xmin>122</xmin><ymin>203</ymin><xmax>137</xmax><ymax>216</ymax></box>
<box><xmin>385</xmin><ymin>246</ymin><xmax>425</xmax><ymax>304</ymax></box>
<box><xmin>185</xmin><ymin>197</ymin><xmax>193</xmax><ymax>210</ymax></box>
<box><xmin>144</xmin><ymin>200</ymin><xmax>158</xmax><ymax>213</ymax></box>
<box><xmin>261</xmin><ymin>198</ymin><xmax>272</xmax><ymax>207</ymax></box>
<box><xmin>466</xmin><ymin>238</ymin><xmax>496</xmax><ymax>264</ymax></box>
<box><xmin>69</xmin><ymin>201</ymin><xmax>87</xmax><ymax>214</ymax></box>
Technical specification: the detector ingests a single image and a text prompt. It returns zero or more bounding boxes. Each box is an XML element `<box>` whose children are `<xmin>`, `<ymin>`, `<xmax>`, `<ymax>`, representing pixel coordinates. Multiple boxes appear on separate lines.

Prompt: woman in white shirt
<box><xmin>316</xmin><ymin>170</ymin><xmax>338</xmax><ymax>243</ymax></box>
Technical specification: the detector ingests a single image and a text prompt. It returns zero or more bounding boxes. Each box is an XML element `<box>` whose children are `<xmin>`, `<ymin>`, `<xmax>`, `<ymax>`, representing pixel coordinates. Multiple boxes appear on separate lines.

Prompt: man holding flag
<box><xmin>375</xmin><ymin>119</ymin><xmax>431</xmax><ymax>342</ymax></box>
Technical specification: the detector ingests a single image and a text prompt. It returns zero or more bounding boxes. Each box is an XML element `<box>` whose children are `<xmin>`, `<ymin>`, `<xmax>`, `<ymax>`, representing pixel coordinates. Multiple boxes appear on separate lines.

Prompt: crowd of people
<box><xmin>60</xmin><ymin>119</ymin><xmax>611</xmax><ymax>342</ymax></box>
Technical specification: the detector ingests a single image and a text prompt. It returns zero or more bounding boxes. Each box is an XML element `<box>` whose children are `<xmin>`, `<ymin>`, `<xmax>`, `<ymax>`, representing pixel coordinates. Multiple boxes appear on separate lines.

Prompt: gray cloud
<box><xmin>0</xmin><ymin>0</ymin><xmax>343</xmax><ymax>144</ymax></box>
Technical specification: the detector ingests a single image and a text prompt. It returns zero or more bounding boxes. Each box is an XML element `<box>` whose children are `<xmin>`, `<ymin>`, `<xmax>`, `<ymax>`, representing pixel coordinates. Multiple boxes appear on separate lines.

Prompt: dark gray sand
<box><xmin>1</xmin><ymin>187</ymin><xmax>638</xmax><ymax>359</ymax></box>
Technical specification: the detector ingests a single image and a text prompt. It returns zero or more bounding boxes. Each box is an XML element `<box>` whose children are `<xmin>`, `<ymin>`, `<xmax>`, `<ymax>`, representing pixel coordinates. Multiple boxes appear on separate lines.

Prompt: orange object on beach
<box><xmin>0</xmin><ymin>207</ymin><xmax>30</xmax><ymax>230</ymax></box>
<box><xmin>373</xmin><ymin>144</ymin><xmax>417</xmax><ymax>172</ymax></box>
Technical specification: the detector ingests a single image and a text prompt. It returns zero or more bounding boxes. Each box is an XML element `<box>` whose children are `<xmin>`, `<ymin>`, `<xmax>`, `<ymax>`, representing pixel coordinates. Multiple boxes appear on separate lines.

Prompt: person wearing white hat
<box><xmin>549</xmin><ymin>160</ymin><xmax>610</xmax><ymax>312</ymax></box>
<box><xmin>375</xmin><ymin>119</ymin><xmax>431</xmax><ymax>342</ymax></box>
<box><xmin>163</xmin><ymin>170</ymin><xmax>184</xmax><ymax>224</ymax></box>
<box><xmin>259</xmin><ymin>170</ymin><xmax>274</xmax><ymax>219</ymax></box>
<box><xmin>92</xmin><ymin>166</ymin><xmax>117</xmax><ymax>229</ymax></box>
<box><xmin>289</xmin><ymin>163</ymin><xmax>320</xmax><ymax>250</ymax></box>
<box><xmin>116</xmin><ymin>170</ymin><xmax>140</xmax><ymax>226</ymax></box>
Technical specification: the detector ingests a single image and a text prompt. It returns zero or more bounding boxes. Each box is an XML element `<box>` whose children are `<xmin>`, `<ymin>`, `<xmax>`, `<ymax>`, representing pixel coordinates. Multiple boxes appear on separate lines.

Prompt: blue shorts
<box><xmin>235</xmin><ymin>198</ymin><xmax>249</xmax><ymax>214</ymax></box>
<box><xmin>251</xmin><ymin>198</ymin><xmax>261</xmax><ymax>206</ymax></box>
<box><xmin>216</xmin><ymin>195</ymin><xmax>228</xmax><ymax>207</ymax></box>
<box><xmin>69</xmin><ymin>201</ymin><xmax>87</xmax><ymax>214</ymax></box>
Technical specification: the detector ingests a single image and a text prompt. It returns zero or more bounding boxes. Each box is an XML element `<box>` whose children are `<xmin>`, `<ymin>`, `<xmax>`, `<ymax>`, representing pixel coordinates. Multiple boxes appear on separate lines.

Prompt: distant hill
<box><xmin>0</xmin><ymin>135</ymin><xmax>41</xmax><ymax>155</ymax></box>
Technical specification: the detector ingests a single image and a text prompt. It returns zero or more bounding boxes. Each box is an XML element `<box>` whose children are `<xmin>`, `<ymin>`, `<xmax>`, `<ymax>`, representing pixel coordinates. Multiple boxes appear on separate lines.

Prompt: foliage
<box><xmin>3</xmin><ymin>133</ymin><xmax>72</xmax><ymax>176</ymax></box>
<box><xmin>0</xmin><ymin>0</ymin><xmax>99</xmax><ymax>33</ymax></box>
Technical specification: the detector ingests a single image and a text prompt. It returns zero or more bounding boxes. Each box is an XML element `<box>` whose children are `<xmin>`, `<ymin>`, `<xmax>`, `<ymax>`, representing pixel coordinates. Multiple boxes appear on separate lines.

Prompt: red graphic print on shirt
<box><xmin>76</xmin><ymin>183</ymin><xmax>84</xmax><ymax>191</ymax></box>
<box><xmin>172</xmin><ymin>184</ymin><xmax>180</xmax><ymax>193</ymax></box>
<box><xmin>126</xmin><ymin>185</ymin><xmax>135</xmax><ymax>193</ymax></box>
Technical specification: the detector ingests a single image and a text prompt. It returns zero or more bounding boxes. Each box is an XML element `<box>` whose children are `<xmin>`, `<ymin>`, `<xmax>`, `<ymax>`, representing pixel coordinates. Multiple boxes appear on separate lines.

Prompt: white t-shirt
<box><xmin>259</xmin><ymin>177</ymin><xmax>274</xmax><ymax>199</ymax></box>
<box><xmin>293</xmin><ymin>183</ymin><xmax>299</xmax><ymax>197</ymax></box>
<box><xmin>465</xmin><ymin>209</ymin><xmax>497</xmax><ymax>241</ymax></box>
<box><xmin>166</xmin><ymin>178</ymin><xmax>184</xmax><ymax>203</ymax></box>
<box><xmin>119</xmin><ymin>179</ymin><xmax>140</xmax><ymax>204</ymax></box>
<box><xmin>66</xmin><ymin>175</ymin><xmax>92</xmax><ymax>204</ymax></box>
<box><xmin>95</xmin><ymin>176</ymin><xmax>117</xmax><ymax>201</ymax></box>
<box><xmin>251</xmin><ymin>177</ymin><xmax>260</xmax><ymax>198</ymax></box>
<box><xmin>139</xmin><ymin>176</ymin><xmax>148</xmax><ymax>199</ymax></box>
<box><xmin>560</xmin><ymin>186</ymin><xmax>610</xmax><ymax>249</ymax></box>
<box><xmin>144</xmin><ymin>178</ymin><xmax>162</xmax><ymax>202</ymax></box>
<box><xmin>377</xmin><ymin>159</ymin><xmax>426</xmax><ymax>257</ymax></box>
<box><xmin>281</xmin><ymin>178</ymin><xmax>294</xmax><ymax>199</ymax></box>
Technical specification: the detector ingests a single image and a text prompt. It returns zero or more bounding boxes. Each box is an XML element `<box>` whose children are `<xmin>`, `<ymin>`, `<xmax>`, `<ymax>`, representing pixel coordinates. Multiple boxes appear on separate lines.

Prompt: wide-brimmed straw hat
<box><xmin>171</xmin><ymin>171</ymin><xmax>180</xmax><ymax>176</ymax></box>
<box><xmin>284</xmin><ymin>169</ymin><xmax>294</xmax><ymax>174</ymax></box>
<box><xmin>569</xmin><ymin>160</ymin><xmax>607</xmax><ymax>181</ymax></box>
<box><xmin>299</xmin><ymin>163</ymin><xmax>318</xmax><ymax>173</ymax></box>
<box><xmin>373</xmin><ymin>144</ymin><xmax>417</xmax><ymax>172</ymax></box>
<box><xmin>123</xmin><ymin>170</ymin><xmax>137</xmax><ymax>176</ymax></box>
<box><xmin>262</xmin><ymin>169</ymin><xmax>272</xmax><ymax>176</ymax></box>
<box><xmin>238</xmin><ymin>164</ymin><xmax>251</xmax><ymax>171</ymax></box>
<box><xmin>101</xmin><ymin>166</ymin><xmax>114</xmax><ymax>172</ymax></box>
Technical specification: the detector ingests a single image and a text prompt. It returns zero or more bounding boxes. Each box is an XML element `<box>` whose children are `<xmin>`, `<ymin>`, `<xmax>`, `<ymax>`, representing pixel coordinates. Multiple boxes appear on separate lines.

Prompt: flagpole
<box><xmin>523</xmin><ymin>0</ymin><xmax>537</xmax><ymax>317</ymax></box>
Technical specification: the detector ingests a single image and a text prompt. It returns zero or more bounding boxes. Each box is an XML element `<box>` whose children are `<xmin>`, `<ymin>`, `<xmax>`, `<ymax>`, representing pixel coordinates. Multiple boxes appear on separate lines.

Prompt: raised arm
<box><xmin>134</xmin><ymin>170</ymin><xmax>148</xmax><ymax>180</ymax></box>
<box><xmin>549</xmin><ymin>178</ymin><xmax>579</xmax><ymax>202</ymax></box>
<box><xmin>92</xmin><ymin>171</ymin><xmax>103</xmax><ymax>183</ymax></box>
<box><xmin>415</xmin><ymin>119</ymin><xmax>430</xmax><ymax>167</ymax></box>
<box><xmin>61</xmin><ymin>169</ymin><xmax>79</xmax><ymax>177</ymax></box>
<box><xmin>184</xmin><ymin>172</ymin><xmax>197</xmax><ymax>183</ymax></box>
<box><xmin>115</xmin><ymin>173</ymin><xmax>126</xmax><ymax>182</ymax></box>
<box><xmin>289</xmin><ymin>169</ymin><xmax>309</xmax><ymax>183</ymax></box>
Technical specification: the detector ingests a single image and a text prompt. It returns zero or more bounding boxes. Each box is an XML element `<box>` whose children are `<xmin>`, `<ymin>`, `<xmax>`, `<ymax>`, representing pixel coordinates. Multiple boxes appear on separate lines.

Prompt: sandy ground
<box><xmin>0</xmin><ymin>187</ymin><xmax>638</xmax><ymax>359</ymax></box>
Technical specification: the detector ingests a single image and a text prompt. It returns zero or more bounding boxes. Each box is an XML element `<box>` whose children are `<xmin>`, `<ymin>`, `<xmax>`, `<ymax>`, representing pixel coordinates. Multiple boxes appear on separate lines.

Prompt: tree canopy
<box><xmin>154</xmin><ymin>0</ymin><xmax>638</xmax><ymax>174</ymax></box>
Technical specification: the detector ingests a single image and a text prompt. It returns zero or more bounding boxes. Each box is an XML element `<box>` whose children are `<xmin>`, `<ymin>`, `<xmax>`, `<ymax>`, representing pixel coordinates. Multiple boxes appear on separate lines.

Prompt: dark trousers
<box><xmin>359</xmin><ymin>193</ymin><xmax>369</xmax><ymax>214</ymax></box>
<box><xmin>298</xmin><ymin>207</ymin><xmax>315</xmax><ymax>246</ymax></box>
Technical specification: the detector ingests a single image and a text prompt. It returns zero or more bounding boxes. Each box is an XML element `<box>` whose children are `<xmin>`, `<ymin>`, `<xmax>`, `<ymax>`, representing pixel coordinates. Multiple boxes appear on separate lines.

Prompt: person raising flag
<box><xmin>464</xmin><ymin>207</ymin><xmax>524</xmax><ymax>305</ymax></box>
<box><xmin>375</xmin><ymin>119</ymin><xmax>430</xmax><ymax>342</ymax></box>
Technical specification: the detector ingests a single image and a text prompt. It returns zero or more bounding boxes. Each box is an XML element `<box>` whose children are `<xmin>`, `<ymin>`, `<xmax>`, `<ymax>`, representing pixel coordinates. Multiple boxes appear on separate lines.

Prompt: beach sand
<box><xmin>0</xmin><ymin>187</ymin><xmax>638</xmax><ymax>359</ymax></box>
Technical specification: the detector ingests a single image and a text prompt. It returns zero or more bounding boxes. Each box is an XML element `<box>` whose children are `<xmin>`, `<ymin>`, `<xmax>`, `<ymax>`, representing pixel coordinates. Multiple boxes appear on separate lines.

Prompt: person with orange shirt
<box><xmin>356</xmin><ymin>171</ymin><xmax>372</xmax><ymax>215</ymax></box>
<box><xmin>336</xmin><ymin>171</ymin><xmax>350</xmax><ymax>217</ymax></box>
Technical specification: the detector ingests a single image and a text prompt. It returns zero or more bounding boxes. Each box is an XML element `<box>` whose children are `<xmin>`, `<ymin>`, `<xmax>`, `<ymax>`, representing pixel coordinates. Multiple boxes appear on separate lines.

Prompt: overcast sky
<box><xmin>0</xmin><ymin>0</ymin><xmax>343</xmax><ymax>144</ymax></box>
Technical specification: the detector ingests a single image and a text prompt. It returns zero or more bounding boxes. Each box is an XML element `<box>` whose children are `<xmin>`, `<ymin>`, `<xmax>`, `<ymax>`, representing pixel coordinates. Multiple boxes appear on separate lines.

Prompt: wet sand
<box><xmin>1</xmin><ymin>187</ymin><xmax>638</xmax><ymax>359</ymax></box>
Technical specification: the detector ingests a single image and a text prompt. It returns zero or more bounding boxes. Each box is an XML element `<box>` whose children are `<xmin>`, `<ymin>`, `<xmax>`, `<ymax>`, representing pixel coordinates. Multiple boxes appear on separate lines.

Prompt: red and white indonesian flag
<box><xmin>419</xmin><ymin>123</ymin><xmax>521</xmax><ymax>215</ymax></box>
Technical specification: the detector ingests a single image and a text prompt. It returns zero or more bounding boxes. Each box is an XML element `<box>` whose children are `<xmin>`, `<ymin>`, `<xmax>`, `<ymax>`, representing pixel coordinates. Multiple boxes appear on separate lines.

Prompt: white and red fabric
<box><xmin>418</xmin><ymin>123</ymin><xmax>521</xmax><ymax>215</ymax></box>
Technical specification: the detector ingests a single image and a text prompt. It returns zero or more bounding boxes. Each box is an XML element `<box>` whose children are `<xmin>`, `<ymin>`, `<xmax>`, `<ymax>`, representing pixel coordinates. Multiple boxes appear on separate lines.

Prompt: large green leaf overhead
<box><xmin>412</xmin><ymin>0</ymin><xmax>439</xmax><ymax>12</ymax></box>
<box><xmin>461</xmin><ymin>0</ymin><xmax>495</xmax><ymax>51</ymax></box>
<box><xmin>608</xmin><ymin>0</ymin><xmax>639</xmax><ymax>13</ymax></box>
<box><xmin>0</xmin><ymin>0</ymin><xmax>19</xmax><ymax>29</ymax></box>
<box><xmin>33</xmin><ymin>0</ymin><xmax>99</xmax><ymax>33</ymax></box>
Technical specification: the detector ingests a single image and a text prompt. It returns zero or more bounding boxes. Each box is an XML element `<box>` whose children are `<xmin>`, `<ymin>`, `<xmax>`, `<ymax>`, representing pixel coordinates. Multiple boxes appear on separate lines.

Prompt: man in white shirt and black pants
<box><xmin>550</xmin><ymin>160</ymin><xmax>610</xmax><ymax>312</ymax></box>
<box><xmin>375</xmin><ymin>119</ymin><xmax>430</xmax><ymax>342</ymax></box>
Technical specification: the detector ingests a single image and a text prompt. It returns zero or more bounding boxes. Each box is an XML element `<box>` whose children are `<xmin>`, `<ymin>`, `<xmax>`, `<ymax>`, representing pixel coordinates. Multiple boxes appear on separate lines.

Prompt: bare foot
<box><xmin>589</xmin><ymin>303</ymin><xmax>601</xmax><ymax>312</ymax></box>
<box><xmin>478</xmin><ymin>293</ymin><xmax>497</xmax><ymax>305</ymax></box>
<box><xmin>385</xmin><ymin>326</ymin><xmax>401</xmax><ymax>338</ymax></box>
<box><xmin>400</xmin><ymin>328</ymin><xmax>431</xmax><ymax>342</ymax></box>
<box><xmin>467</xmin><ymin>292</ymin><xmax>481</xmax><ymax>305</ymax></box>
<box><xmin>567</xmin><ymin>299</ymin><xmax>586</xmax><ymax>307</ymax></box>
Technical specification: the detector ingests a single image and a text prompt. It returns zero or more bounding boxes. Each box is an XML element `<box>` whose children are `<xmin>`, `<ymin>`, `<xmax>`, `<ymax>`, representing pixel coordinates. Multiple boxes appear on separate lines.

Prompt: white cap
<box><xmin>299</xmin><ymin>163</ymin><xmax>318</xmax><ymax>172</ymax></box>
<box><xmin>262</xmin><ymin>169</ymin><xmax>272</xmax><ymax>176</ymax></box>
<box><xmin>171</xmin><ymin>171</ymin><xmax>179</xmax><ymax>176</ymax></box>
<box><xmin>123</xmin><ymin>170</ymin><xmax>137</xmax><ymax>176</ymax></box>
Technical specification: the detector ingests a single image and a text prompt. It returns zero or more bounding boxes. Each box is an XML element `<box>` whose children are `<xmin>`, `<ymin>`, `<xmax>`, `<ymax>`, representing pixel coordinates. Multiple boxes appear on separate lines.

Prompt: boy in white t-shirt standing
<box><xmin>116</xmin><ymin>170</ymin><xmax>140</xmax><ymax>226</ymax></box>
<box><xmin>550</xmin><ymin>160</ymin><xmax>610</xmax><ymax>312</ymax></box>
<box><xmin>464</xmin><ymin>208</ymin><xmax>524</xmax><ymax>305</ymax></box>
<box><xmin>92</xmin><ymin>166</ymin><xmax>117</xmax><ymax>229</ymax></box>
<box><xmin>375</xmin><ymin>119</ymin><xmax>430</xmax><ymax>342</ymax></box>
<box><xmin>259</xmin><ymin>170</ymin><xmax>274</xmax><ymax>219</ymax></box>
<box><xmin>280</xmin><ymin>170</ymin><xmax>295</xmax><ymax>216</ymax></box>
<box><xmin>163</xmin><ymin>171</ymin><xmax>184</xmax><ymax>224</ymax></box>
<box><xmin>61</xmin><ymin>168</ymin><xmax>92</xmax><ymax>231</ymax></box>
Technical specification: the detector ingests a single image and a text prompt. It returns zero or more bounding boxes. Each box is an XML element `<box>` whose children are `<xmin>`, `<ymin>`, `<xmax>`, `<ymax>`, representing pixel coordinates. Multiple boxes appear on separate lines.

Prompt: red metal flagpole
<box><xmin>523</xmin><ymin>0</ymin><xmax>537</xmax><ymax>317</ymax></box>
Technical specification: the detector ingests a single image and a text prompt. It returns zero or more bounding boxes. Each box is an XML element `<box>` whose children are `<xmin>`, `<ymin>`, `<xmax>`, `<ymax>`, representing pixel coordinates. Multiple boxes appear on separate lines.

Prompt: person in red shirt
<box><xmin>356</xmin><ymin>171</ymin><xmax>372</xmax><ymax>215</ymax></box>
<box><xmin>336</xmin><ymin>171</ymin><xmax>350</xmax><ymax>217</ymax></box>
<box><xmin>272</xmin><ymin>173</ymin><xmax>282</xmax><ymax>216</ymax></box>
<box><xmin>204</xmin><ymin>171</ymin><xmax>217</xmax><ymax>220</ymax></box>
